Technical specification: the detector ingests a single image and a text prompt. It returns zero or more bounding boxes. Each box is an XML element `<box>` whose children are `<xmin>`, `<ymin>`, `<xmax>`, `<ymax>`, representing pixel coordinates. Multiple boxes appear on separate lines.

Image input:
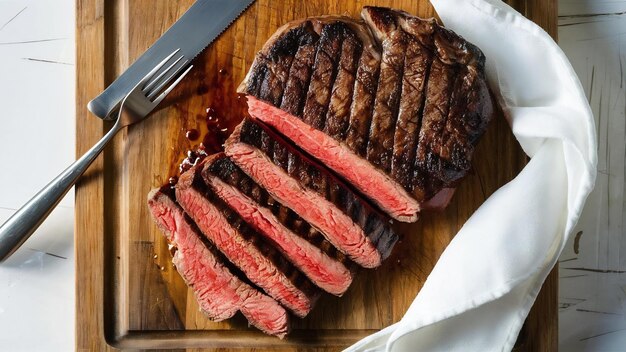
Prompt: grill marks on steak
<box><xmin>366</xmin><ymin>25</ymin><xmax>407</xmax><ymax>172</ymax></box>
<box><xmin>238</xmin><ymin>7</ymin><xmax>493</xmax><ymax>222</ymax></box>
<box><xmin>175</xmin><ymin>163</ymin><xmax>319</xmax><ymax>317</ymax></box>
<box><xmin>201</xmin><ymin>153</ymin><xmax>354</xmax><ymax>296</ymax></box>
<box><xmin>344</xmin><ymin>42</ymin><xmax>380</xmax><ymax>157</ymax></box>
<box><xmin>253</xmin><ymin>24</ymin><xmax>320</xmax><ymax>107</ymax></box>
<box><xmin>391</xmin><ymin>34</ymin><xmax>432</xmax><ymax>190</ymax></box>
<box><xmin>225</xmin><ymin>118</ymin><xmax>398</xmax><ymax>268</ymax></box>
<box><xmin>302</xmin><ymin>22</ymin><xmax>345</xmax><ymax>130</ymax></box>
<box><xmin>324</xmin><ymin>32</ymin><xmax>362</xmax><ymax>140</ymax></box>
<box><xmin>277</xmin><ymin>22</ymin><xmax>319</xmax><ymax>116</ymax></box>
<box><xmin>204</xmin><ymin>154</ymin><xmax>351</xmax><ymax>266</ymax></box>
<box><xmin>146</xmin><ymin>6</ymin><xmax>493</xmax><ymax>337</ymax></box>
<box><xmin>412</xmin><ymin>58</ymin><xmax>455</xmax><ymax>197</ymax></box>
<box><xmin>365</xmin><ymin>6</ymin><xmax>492</xmax><ymax>194</ymax></box>
<box><xmin>146</xmin><ymin>188</ymin><xmax>289</xmax><ymax>337</ymax></box>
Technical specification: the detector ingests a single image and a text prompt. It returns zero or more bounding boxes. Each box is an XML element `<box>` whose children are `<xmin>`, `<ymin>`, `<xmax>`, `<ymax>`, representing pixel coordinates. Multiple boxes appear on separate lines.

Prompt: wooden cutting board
<box><xmin>76</xmin><ymin>1</ymin><xmax>558</xmax><ymax>350</ymax></box>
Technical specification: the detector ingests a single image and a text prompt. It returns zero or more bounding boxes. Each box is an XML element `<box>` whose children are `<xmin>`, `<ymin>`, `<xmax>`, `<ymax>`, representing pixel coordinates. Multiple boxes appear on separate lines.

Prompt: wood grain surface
<box><xmin>75</xmin><ymin>0</ymin><xmax>558</xmax><ymax>350</ymax></box>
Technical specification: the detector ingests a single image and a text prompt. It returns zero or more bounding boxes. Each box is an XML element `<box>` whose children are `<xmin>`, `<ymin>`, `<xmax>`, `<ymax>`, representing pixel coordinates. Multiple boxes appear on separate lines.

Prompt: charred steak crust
<box><xmin>154</xmin><ymin>185</ymin><xmax>264</xmax><ymax>291</ymax></box>
<box><xmin>147</xmin><ymin>188</ymin><xmax>290</xmax><ymax>337</ymax></box>
<box><xmin>176</xmin><ymin>163</ymin><xmax>321</xmax><ymax>316</ymax></box>
<box><xmin>239</xmin><ymin>7</ymin><xmax>493</xmax><ymax>220</ymax></box>
<box><xmin>204</xmin><ymin>154</ymin><xmax>353</xmax><ymax>268</ymax></box>
<box><xmin>148</xmin><ymin>187</ymin><xmax>240</xmax><ymax>321</ymax></box>
<box><xmin>201</xmin><ymin>153</ymin><xmax>355</xmax><ymax>296</ymax></box>
<box><xmin>178</xmin><ymin>163</ymin><xmax>320</xmax><ymax>301</ymax></box>
<box><xmin>234</xmin><ymin>118</ymin><xmax>398</xmax><ymax>258</ymax></box>
<box><xmin>246</xmin><ymin>22</ymin><xmax>319</xmax><ymax>106</ymax></box>
<box><xmin>146</xmin><ymin>6</ymin><xmax>493</xmax><ymax>338</ymax></box>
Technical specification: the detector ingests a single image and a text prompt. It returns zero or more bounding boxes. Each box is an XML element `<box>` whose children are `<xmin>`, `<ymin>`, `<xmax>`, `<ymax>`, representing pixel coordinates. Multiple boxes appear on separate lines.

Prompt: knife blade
<box><xmin>88</xmin><ymin>0</ymin><xmax>255</xmax><ymax>120</ymax></box>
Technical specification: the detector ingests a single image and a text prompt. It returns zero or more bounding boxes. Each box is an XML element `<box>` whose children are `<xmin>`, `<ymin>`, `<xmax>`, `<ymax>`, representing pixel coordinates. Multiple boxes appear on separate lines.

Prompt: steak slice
<box><xmin>238</xmin><ymin>7</ymin><xmax>493</xmax><ymax>222</ymax></box>
<box><xmin>225</xmin><ymin>118</ymin><xmax>398</xmax><ymax>269</ymax></box>
<box><xmin>201</xmin><ymin>153</ymin><xmax>354</xmax><ymax>296</ymax></box>
<box><xmin>175</xmin><ymin>162</ymin><xmax>319</xmax><ymax>317</ymax></box>
<box><xmin>147</xmin><ymin>187</ymin><xmax>289</xmax><ymax>337</ymax></box>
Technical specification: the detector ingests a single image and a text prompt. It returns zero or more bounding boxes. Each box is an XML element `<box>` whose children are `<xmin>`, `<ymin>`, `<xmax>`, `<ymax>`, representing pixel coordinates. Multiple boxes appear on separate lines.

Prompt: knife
<box><xmin>88</xmin><ymin>0</ymin><xmax>256</xmax><ymax>120</ymax></box>
<box><xmin>0</xmin><ymin>0</ymin><xmax>256</xmax><ymax>263</ymax></box>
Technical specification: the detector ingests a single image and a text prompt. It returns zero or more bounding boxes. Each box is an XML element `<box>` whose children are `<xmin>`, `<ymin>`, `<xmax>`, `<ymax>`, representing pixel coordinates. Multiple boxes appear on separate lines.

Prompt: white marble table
<box><xmin>0</xmin><ymin>0</ymin><xmax>623</xmax><ymax>351</ymax></box>
<box><xmin>0</xmin><ymin>1</ymin><xmax>74</xmax><ymax>351</ymax></box>
<box><xmin>559</xmin><ymin>1</ymin><xmax>626</xmax><ymax>350</ymax></box>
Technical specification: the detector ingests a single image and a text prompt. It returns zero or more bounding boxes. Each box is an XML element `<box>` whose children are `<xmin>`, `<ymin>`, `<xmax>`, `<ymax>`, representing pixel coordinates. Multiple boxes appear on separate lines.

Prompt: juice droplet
<box><xmin>185</xmin><ymin>129</ymin><xmax>199</xmax><ymax>141</ymax></box>
<box><xmin>201</xmin><ymin>107</ymin><xmax>229</xmax><ymax>154</ymax></box>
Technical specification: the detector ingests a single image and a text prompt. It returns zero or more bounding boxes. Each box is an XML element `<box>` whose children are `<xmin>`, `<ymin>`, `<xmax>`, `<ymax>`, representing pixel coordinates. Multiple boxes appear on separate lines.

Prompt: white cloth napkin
<box><xmin>345</xmin><ymin>0</ymin><xmax>597</xmax><ymax>351</ymax></box>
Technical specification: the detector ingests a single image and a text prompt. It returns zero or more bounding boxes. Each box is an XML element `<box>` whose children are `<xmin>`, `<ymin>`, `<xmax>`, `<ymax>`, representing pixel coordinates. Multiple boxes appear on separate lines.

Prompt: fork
<box><xmin>0</xmin><ymin>49</ymin><xmax>193</xmax><ymax>262</ymax></box>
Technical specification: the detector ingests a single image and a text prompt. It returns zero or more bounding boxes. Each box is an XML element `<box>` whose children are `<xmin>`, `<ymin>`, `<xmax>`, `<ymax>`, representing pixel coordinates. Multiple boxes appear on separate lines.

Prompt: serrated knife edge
<box><xmin>88</xmin><ymin>0</ymin><xmax>256</xmax><ymax>120</ymax></box>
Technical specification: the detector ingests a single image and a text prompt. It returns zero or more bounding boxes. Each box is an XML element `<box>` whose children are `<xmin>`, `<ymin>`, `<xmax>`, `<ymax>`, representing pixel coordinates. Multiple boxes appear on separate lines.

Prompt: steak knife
<box><xmin>0</xmin><ymin>0</ymin><xmax>255</xmax><ymax>262</ymax></box>
<box><xmin>89</xmin><ymin>0</ymin><xmax>256</xmax><ymax>120</ymax></box>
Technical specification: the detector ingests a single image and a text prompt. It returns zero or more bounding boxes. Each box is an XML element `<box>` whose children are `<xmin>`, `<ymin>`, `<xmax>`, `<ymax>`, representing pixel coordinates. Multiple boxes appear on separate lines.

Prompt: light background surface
<box><xmin>0</xmin><ymin>0</ymin><xmax>75</xmax><ymax>351</ymax></box>
<box><xmin>0</xmin><ymin>0</ymin><xmax>622</xmax><ymax>350</ymax></box>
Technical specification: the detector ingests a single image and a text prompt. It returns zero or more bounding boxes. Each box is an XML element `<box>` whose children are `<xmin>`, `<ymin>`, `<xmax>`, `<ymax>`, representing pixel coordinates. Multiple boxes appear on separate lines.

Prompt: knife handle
<box><xmin>0</xmin><ymin>121</ymin><xmax>122</xmax><ymax>262</ymax></box>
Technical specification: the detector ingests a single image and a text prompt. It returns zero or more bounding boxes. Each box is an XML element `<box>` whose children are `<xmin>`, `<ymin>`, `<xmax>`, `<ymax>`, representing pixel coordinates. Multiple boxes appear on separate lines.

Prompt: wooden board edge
<box><xmin>75</xmin><ymin>0</ymin><xmax>558</xmax><ymax>350</ymax></box>
<box><xmin>75</xmin><ymin>0</ymin><xmax>115</xmax><ymax>350</ymax></box>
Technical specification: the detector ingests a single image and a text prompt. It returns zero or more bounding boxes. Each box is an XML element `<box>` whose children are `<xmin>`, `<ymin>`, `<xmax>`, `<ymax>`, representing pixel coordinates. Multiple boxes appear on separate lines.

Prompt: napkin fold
<box><xmin>346</xmin><ymin>1</ymin><xmax>597</xmax><ymax>351</ymax></box>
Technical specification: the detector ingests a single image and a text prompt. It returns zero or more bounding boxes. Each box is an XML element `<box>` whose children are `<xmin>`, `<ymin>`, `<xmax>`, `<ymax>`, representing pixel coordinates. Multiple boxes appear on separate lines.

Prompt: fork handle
<box><xmin>0</xmin><ymin>120</ymin><xmax>122</xmax><ymax>262</ymax></box>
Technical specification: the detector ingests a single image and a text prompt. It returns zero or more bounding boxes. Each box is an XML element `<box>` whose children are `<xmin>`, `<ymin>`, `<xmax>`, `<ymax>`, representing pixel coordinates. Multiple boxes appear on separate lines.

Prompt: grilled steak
<box><xmin>238</xmin><ymin>7</ymin><xmax>493</xmax><ymax>222</ymax></box>
<box><xmin>225</xmin><ymin>118</ymin><xmax>398</xmax><ymax>269</ymax></box>
<box><xmin>175</xmin><ymin>162</ymin><xmax>320</xmax><ymax>317</ymax></box>
<box><xmin>146</xmin><ymin>6</ymin><xmax>493</xmax><ymax>338</ymax></box>
<box><xmin>147</xmin><ymin>187</ymin><xmax>289</xmax><ymax>337</ymax></box>
<box><xmin>201</xmin><ymin>153</ymin><xmax>354</xmax><ymax>296</ymax></box>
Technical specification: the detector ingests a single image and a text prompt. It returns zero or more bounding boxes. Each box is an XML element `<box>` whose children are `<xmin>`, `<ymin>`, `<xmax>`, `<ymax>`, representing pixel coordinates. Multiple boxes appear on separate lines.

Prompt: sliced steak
<box><xmin>175</xmin><ymin>162</ymin><xmax>319</xmax><ymax>317</ymax></box>
<box><xmin>238</xmin><ymin>7</ymin><xmax>493</xmax><ymax>222</ymax></box>
<box><xmin>147</xmin><ymin>187</ymin><xmax>289</xmax><ymax>337</ymax></box>
<box><xmin>225</xmin><ymin>118</ymin><xmax>398</xmax><ymax>269</ymax></box>
<box><xmin>201</xmin><ymin>153</ymin><xmax>354</xmax><ymax>296</ymax></box>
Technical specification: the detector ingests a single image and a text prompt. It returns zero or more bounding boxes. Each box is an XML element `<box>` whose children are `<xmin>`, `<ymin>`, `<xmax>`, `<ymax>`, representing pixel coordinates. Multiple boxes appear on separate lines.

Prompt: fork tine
<box><xmin>139</xmin><ymin>49</ymin><xmax>180</xmax><ymax>87</ymax></box>
<box><xmin>147</xmin><ymin>59</ymin><xmax>190</xmax><ymax>100</ymax></box>
<box><xmin>152</xmin><ymin>65</ymin><xmax>194</xmax><ymax>105</ymax></box>
<box><xmin>143</xmin><ymin>55</ymin><xmax>184</xmax><ymax>93</ymax></box>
